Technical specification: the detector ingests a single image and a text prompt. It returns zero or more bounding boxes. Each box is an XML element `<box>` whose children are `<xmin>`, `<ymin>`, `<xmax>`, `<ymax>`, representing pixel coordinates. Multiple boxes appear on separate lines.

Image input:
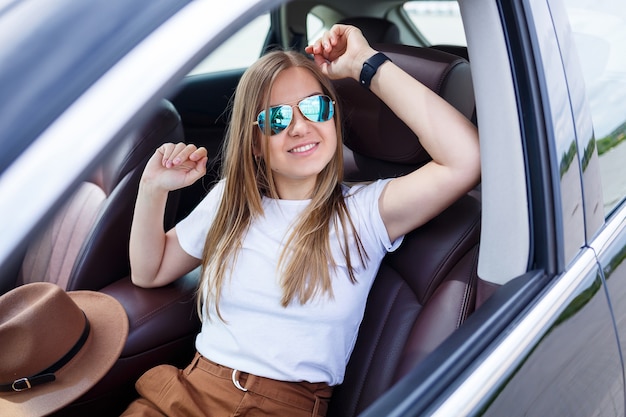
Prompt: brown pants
<box><xmin>121</xmin><ymin>352</ymin><xmax>333</xmax><ymax>416</ymax></box>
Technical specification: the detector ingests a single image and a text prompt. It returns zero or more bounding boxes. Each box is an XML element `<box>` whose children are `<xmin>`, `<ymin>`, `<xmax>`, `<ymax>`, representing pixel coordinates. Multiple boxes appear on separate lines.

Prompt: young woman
<box><xmin>123</xmin><ymin>24</ymin><xmax>479</xmax><ymax>417</ymax></box>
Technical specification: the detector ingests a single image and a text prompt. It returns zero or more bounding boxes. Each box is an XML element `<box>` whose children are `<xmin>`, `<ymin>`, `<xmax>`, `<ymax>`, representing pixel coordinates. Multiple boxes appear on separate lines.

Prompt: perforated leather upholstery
<box><xmin>19</xmin><ymin>183</ymin><xmax>106</xmax><ymax>289</ymax></box>
<box><xmin>327</xmin><ymin>45</ymin><xmax>480</xmax><ymax>416</ymax></box>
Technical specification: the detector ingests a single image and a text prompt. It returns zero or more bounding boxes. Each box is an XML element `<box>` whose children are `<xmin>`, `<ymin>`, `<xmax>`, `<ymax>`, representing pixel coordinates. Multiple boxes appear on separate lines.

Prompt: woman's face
<box><xmin>257</xmin><ymin>67</ymin><xmax>337</xmax><ymax>200</ymax></box>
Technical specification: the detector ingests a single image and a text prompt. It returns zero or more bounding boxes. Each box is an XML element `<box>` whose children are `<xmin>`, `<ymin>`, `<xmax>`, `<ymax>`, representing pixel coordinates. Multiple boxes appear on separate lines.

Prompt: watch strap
<box><xmin>359</xmin><ymin>52</ymin><xmax>391</xmax><ymax>89</ymax></box>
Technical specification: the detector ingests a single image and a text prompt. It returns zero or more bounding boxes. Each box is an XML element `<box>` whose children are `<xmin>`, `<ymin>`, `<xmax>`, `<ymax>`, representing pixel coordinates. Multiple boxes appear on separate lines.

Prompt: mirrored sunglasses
<box><xmin>254</xmin><ymin>94</ymin><xmax>335</xmax><ymax>135</ymax></box>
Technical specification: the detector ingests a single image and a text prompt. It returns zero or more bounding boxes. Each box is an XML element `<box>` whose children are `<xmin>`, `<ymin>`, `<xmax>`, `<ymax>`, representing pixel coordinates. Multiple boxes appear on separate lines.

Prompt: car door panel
<box><xmin>427</xmin><ymin>251</ymin><xmax>623</xmax><ymax>416</ymax></box>
<box><xmin>478</xmin><ymin>257</ymin><xmax>623</xmax><ymax>416</ymax></box>
<box><xmin>592</xmin><ymin>204</ymin><xmax>626</xmax><ymax>386</ymax></box>
<box><xmin>557</xmin><ymin>0</ymin><xmax>626</xmax><ymax>393</ymax></box>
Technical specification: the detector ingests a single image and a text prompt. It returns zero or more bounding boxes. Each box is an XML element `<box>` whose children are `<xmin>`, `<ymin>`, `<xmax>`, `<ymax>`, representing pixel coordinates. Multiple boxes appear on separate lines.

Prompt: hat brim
<box><xmin>0</xmin><ymin>291</ymin><xmax>128</xmax><ymax>417</ymax></box>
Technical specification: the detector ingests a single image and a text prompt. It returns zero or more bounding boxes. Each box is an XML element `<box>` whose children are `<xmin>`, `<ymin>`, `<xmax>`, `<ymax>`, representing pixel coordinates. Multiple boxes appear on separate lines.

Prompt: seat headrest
<box><xmin>332</xmin><ymin>44</ymin><xmax>474</xmax><ymax>181</ymax></box>
<box><xmin>338</xmin><ymin>17</ymin><xmax>401</xmax><ymax>44</ymax></box>
<box><xmin>95</xmin><ymin>99</ymin><xmax>184</xmax><ymax>194</ymax></box>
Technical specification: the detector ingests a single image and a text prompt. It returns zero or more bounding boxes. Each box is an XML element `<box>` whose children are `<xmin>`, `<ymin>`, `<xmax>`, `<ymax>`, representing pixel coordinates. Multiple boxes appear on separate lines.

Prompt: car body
<box><xmin>1</xmin><ymin>0</ymin><xmax>626</xmax><ymax>416</ymax></box>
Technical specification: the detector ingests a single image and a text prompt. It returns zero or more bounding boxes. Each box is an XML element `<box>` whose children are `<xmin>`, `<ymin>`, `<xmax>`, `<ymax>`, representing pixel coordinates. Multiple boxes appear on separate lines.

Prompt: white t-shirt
<box><xmin>176</xmin><ymin>179</ymin><xmax>403</xmax><ymax>385</ymax></box>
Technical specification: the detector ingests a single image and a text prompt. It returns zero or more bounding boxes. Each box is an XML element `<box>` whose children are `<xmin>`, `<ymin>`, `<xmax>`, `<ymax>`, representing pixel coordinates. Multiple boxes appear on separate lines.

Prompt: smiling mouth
<box><xmin>289</xmin><ymin>143</ymin><xmax>318</xmax><ymax>153</ymax></box>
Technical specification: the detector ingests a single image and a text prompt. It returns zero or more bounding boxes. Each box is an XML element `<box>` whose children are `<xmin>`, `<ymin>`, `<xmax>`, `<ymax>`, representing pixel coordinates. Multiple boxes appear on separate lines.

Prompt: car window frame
<box><xmin>0</xmin><ymin>0</ymin><xmax>192</xmax><ymax>178</ymax></box>
<box><xmin>0</xmin><ymin>0</ymin><xmax>275</xmax><ymax>275</ymax></box>
<box><xmin>187</xmin><ymin>12</ymin><xmax>272</xmax><ymax>76</ymax></box>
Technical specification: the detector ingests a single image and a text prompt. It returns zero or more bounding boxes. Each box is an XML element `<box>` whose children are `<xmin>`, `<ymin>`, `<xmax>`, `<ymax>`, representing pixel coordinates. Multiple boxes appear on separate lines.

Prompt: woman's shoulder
<box><xmin>185</xmin><ymin>177</ymin><xmax>226</xmax><ymax>216</ymax></box>
<box><xmin>203</xmin><ymin>178</ymin><xmax>227</xmax><ymax>200</ymax></box>
<box><xmin>342</xmin><ymin>178</ymin><xmax>392</xmax><ymax>199</ymax></box>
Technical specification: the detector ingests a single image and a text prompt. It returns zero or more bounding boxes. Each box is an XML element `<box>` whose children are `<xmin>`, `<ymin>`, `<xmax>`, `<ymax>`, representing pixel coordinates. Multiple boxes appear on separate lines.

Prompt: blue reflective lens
<box><xmin>256</xmin><ymin>95</ymin><xmax>334</xmax><ymax>135</ymax></box>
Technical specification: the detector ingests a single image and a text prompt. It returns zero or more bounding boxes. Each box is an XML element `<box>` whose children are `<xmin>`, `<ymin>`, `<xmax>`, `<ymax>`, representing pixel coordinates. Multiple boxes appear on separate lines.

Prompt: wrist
<box><xmin>138</xmin><ymin>176</ymin><xmax>170</xmax><ymax>199</ymax></box>
<box><xmin>351</xmin><ymin>48</ymin><xmax>375</xmax><ymax>80</ymax></box>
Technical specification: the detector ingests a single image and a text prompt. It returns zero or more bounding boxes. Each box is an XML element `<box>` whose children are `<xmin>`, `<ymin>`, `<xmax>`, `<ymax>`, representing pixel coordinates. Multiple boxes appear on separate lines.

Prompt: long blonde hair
<box><xmin>199</xmin><ymin>50</ymin><xmax>366</xmax><ymax>320</ymax></box>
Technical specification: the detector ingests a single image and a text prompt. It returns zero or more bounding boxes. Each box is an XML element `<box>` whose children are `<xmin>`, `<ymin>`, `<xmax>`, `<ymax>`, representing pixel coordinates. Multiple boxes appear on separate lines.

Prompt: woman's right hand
<box><xmin>141</xmin><ymin>142</ymin><xmax>208</xmax><ymax>192</ymax></box>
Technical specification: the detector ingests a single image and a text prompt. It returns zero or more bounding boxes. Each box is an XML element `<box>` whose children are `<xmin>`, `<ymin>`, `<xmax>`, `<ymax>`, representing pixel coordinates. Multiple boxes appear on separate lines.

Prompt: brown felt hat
<box><xmin>0</xmin><ymin>282</ymin><xmax>128</xmax><ymax>417</ymax></box>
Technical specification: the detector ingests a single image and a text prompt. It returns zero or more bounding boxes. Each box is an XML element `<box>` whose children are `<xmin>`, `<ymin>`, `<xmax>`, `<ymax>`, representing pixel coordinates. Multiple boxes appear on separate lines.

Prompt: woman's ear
<box><xmin>252</xmin><ymin>135</ymin><xmax>263</xmax><ymax>158</ymax></box>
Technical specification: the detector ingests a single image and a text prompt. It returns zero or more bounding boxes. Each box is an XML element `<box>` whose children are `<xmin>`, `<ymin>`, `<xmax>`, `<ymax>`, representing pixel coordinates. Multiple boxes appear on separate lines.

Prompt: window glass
<box><xmin>307</xmin><ymin>5</ymin><xmax>342</xmax><ymax>44</ymax></box>
<box><xmin>307</xmin><ymin>13</ymin><xmax>324</xmax><ymax>43</ymax></box>
<box><xmin>565</xmin><ymin>0</ymin><xmax>626</xmax><ymax>214</ymax></box>
<box><xmin>403</xmin><ymin>1</ymin><xmax>465</xmax><ymax>45</ymax></box>
<box><xmin>188</xmin><ymin>14</ymin><xmax>270</xmax><ymax>75</ymax></box>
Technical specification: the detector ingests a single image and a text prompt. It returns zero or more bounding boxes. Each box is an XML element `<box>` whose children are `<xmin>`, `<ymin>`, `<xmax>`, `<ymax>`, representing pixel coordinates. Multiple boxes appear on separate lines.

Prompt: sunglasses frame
<box><xmin>253</xmin><ymin>94</ymin><xmax>335</xmax><ymax>136</ymax></box>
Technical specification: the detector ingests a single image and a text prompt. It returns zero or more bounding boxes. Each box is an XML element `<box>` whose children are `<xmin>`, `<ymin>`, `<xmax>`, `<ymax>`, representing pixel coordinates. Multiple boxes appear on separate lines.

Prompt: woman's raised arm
<box><xmin>306</xmin><ymin>25</ymin><xmax>480</xmax><ymax>241</ymax></box>
<box><xmin>129</xmin><ymin>143</ymin><xmax>208</xmax><ymax>288</ymax></box>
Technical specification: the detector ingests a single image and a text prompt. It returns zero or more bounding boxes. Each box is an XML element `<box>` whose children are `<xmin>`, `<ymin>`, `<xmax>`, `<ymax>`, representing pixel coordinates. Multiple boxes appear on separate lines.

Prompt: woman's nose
<box><xmin>287</xmin><ymin>106</ymin><xmax>310</xmax><ymax>136</ymax></box>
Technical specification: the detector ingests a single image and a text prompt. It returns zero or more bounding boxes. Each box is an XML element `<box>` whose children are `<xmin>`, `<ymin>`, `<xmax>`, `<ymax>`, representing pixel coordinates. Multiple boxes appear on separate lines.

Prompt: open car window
<box><xmin>403</xmin><ymin>1</ymin><xmax>465</xmax><ymax>46</ymax></box>
<box><xmin>187</xmin><ymin>13</ymin><xmax>271</xmax><ymax>75</ymax></box>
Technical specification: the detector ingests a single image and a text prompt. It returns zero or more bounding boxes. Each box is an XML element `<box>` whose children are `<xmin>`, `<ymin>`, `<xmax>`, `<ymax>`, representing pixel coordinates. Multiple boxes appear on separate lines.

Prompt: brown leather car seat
<box><xmin>17</xmin><ymin>100</ymin><xmax>184</xmax><ymax>292</ymax></box>
<box><xmin>22</xmin><ymin>100</ymin><xmax>202</xmax><ymax>416</ymax></box>
<box><xmin>327</xmin><ymin>45</ymin><xmax>482</xmax><ymax>416</ymax></box>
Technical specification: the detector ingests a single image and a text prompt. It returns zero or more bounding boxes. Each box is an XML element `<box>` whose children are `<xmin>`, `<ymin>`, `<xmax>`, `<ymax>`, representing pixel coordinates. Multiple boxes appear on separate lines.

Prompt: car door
<box><xmin>562</xmin><ymin>0</ymin><xmax>626</xmax><ymax>391</ymax></box>
<box><xmin>358</xmin><ymin>0</ymin><xmax>625</xmax><ymax>415</ymax></box>
<box><xmin>433</xmin><ymin>0</ymin><xmax>624</xmax><ymax>414</ymax></box>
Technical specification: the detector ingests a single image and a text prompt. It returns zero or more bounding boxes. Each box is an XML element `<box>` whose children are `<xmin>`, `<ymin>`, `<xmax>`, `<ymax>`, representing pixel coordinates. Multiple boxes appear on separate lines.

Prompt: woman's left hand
<box><xmin>305</xmin><ymin>24</ymin><xmax>376</xmax><ymax>81</ymax></box>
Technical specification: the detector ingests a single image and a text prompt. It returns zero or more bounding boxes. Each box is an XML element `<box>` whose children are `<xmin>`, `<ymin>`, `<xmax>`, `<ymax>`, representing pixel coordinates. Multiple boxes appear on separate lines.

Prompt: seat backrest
<box><xmin>430</xmin><ymin>44</ymin><xmax>470</xmax><ymax>61</ymax></box>
<box><xmin>327</xmin><ymin>45</ymin><xmax>480</xmax><ymax>416</ymax></box>
<box><xmin>17</xmin><ymin>100</ymin><xmax>184</xmax><ymax>291</ymax></box>
<box><xmin>338</xmin><ymin>17</ymin><xmax>401</xmax><ymax>44</ymax></box>
<box><xmin>334</xmin><ymin>44</ymin><xmax>474</xmax><ymax>182</ymax></box>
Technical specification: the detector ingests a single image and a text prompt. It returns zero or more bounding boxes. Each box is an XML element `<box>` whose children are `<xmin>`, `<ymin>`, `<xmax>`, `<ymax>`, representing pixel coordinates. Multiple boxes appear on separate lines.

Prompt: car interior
<box><xmin>2</xmin><ymin>1</ymin><xmax>530</xmax><ymax>415</ymax></box>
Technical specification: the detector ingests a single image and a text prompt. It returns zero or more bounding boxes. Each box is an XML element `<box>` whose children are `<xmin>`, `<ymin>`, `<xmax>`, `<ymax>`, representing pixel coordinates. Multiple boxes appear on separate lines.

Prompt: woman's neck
<box><xmin>274</xmin><ymin>178</ymin><xmax>315</xmax><ymax>200</ymax></box>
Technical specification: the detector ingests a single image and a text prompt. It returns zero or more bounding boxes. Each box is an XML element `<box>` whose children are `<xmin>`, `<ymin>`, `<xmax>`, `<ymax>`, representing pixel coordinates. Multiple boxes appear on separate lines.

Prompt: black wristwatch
<box><xmin>359</xmin><ymin>52</ymin><xmax>391</xmax><ymax>89</ymax></box>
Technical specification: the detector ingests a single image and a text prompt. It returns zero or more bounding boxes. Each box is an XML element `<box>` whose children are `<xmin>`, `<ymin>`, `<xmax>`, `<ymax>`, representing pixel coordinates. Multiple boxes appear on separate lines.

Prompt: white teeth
<box><xmin>290</xmin><ymin>143</ymin><xmax>316</xmax><ymax>153</ymax></box>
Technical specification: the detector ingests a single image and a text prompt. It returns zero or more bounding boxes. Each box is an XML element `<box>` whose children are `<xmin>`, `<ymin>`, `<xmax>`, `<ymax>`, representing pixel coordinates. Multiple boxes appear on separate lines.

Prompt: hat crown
<box><xmin>0</xmin><ymin>283</ymin><xmax>86</xmax><ymax>383</ymax></box>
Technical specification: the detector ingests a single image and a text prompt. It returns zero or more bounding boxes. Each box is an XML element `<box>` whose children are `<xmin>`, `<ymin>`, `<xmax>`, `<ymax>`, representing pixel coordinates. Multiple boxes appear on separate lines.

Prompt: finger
<box><xmin>181</xmin><ymin>156</ymin><xmax>208</xmax><ymax>187</ymax></box>
<box><xmin>311</xmin><ymin>53</ymin><xmax>329</xmax><ymax>70</ymax></box>
<box><xmin>322</xmin><ymin>31</ymin><xmax>334</xmax><ymax>53</ymax></box>
<box><xmin>328</xmin><ymin>24</ymin><xmax>349</xmax><ymax>46</ymax></box>
<box><xmin>159</xmin><ymin>143</ymin><xmax>177</xmax><ymax>166</ymax></box>
<box><xmin>167</xmin><ymin>143</ymin><xmax>192</xmax><ymax>168</ymax></box>
<box><xmin>328</xmin><ymin>27</ymin><xmax>340</xmax><ymax>47</ymax></box>
<box><xmin>188</xmin><ymin>146</ymin><xmax>208</xmax><ymax>162</ymax></box>
<box><xmin>194</xmin><ymin>156</ymin><xmax>208</xmax><ymax>175</ymax></box>
<box><xmin>309</xmin><ymin>36</ymin><xmax>323</xmax><ymax>50</ymax></box>
<box><xmin>162</xmin><ymin>142</ymin><xmax>185</xmax><ymax>167</ymax></box>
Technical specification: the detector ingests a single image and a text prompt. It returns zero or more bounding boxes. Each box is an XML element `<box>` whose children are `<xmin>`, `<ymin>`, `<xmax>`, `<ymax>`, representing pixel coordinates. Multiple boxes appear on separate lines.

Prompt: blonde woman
<box><xmin>124</xmin><ymin>24</ymin><xmax>479</xmax><ymax>417</ymax></box>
